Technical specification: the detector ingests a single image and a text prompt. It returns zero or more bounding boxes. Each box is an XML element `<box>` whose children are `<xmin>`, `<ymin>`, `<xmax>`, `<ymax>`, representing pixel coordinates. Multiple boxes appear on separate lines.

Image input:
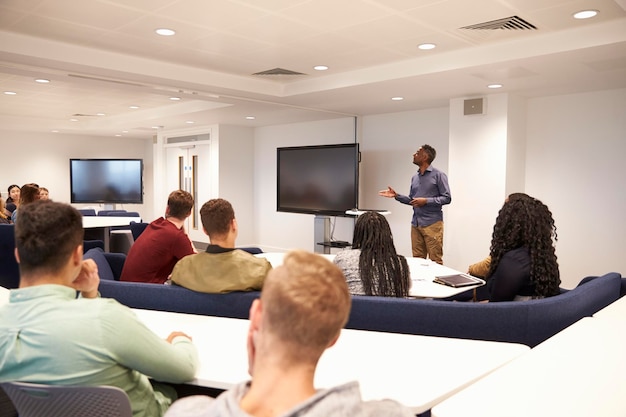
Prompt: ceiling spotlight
<box><xmin>573</xmin><ymin>10</ymin><xmax>598</xmax><ymax>19</ymax></box>
<box><xmin>314</xmin><ymin>65</ymin><xmax>329</xmax><ymax>71</ymax></box>
<box><xmin>391</xmin><ymin>96</ymin><xmax>404</xmax><ymax>101</ymax></box>
<box><xmin>96</xmin><ymin>113</ymin><xmax>106</xmax><ymax>116</ymax></box>
<box><xmin>35</xmin><ymin>78</ymin><xmax>50</xmax><ymax>83</ymax></box>
<box><xmin>122</xmin><ymin>130</ymin><xmax>129</xmax><ymax>133</ymax></box>
<box><xmin>51</xmin><ymin>130</ymin><xmax>59</xmax><ymax>133</ymax></box>
<box><xmin>245</xmin><ymin>116</ymin><xmax>256</xmax><ymax>120</ymax></box>
<box><xmin>129</xmin><ymin>105</ymin><xmax>139</xmax><ymax>109</ymax></box>
<box><xmin>169</xmin><ymin>97</ymin><xmax>181</xmax><ymax>101</ymax></box>
<box><xmin>418</xmin><ymin>43</ymin><xmax>436</xmax><ymax>50</ymax></box>
<box><xmin>3</xmin><ymin>91</ymin><xmax>17</xmax><ymax>95</ymax></box>
<box><xmin>487</xmin><ymin>84</ymin><xmax>503</xmax><ymax>89</ymax></box>
<box><xmin>70</xmin><ymin>118</ymin><xmax>78</xmax><ymax>122</ymax></box>
<box><xmin>115</xmin><ymin>134</ymin><xmax>122</xmax><ymax>137</ymax></box>
<box><xmin>155</xmin><ymin>28</ymin><xmax>176</xmax><ymax>36</ymax></box>
<box><xmin>186</xmin><ymin>121</ymin><xmax>195</xmax><ymax>124</ymax></box>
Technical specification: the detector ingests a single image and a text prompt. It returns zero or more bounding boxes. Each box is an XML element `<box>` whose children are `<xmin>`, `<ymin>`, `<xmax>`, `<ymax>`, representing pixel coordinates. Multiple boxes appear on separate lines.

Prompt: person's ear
<box><xmin>13</xmin><ymin>248</ymin><xmax>20</xmax><ymax>264</ymax></box>
<box><xmin>249</xmin><ymin>298</ymin><xmax>262</xmax><ymax>329</ymax></box>
<box><xmin>71</xmin><ymin>245</ymin><xmax>83</xmax><ymax>267</ymax></box>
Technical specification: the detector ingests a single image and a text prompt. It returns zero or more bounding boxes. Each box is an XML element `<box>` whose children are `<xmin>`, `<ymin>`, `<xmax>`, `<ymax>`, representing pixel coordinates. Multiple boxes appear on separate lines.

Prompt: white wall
<box><xmin>525</xmin><ymin>88</ymin><xmax>626</xmax><ymax>288</ymax></box>
<box><xmin>0</xmin><ymin>130</ymin><xmax>154</xmax><ymax>219</ymax></box>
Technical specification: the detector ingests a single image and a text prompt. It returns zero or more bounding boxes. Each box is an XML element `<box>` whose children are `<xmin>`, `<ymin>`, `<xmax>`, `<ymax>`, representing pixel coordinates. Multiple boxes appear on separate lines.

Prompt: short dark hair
<box><xmin>422</xmin><ymin>144</ymin><xmax>436</xmax><ymax>163</ymax></box>
<box><xmin>167</xmin><ymin>190</ymin><xmax>194</xmax><ymax>219</ymax></box>
<box><xmin>15</xmin><ymin>200</ymin><xmax>84</xmax><ymax>276</ymax></box>
<box><xmin>200</xmin><ymin>198</ymin><xmax>234</xmax><ymax>238</ymax></box>
<box><xmin>19</xmin><ymin>183</ymin><xmax>40</xmax><ymax>206</ymax></box>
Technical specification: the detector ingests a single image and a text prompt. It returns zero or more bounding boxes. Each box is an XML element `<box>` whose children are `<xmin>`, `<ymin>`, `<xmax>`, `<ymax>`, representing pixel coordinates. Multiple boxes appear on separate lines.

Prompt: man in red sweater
<box><xmin>121</xmin><ymin>190</ymin><xmax>196</xmax><ymax>284</ymax></box>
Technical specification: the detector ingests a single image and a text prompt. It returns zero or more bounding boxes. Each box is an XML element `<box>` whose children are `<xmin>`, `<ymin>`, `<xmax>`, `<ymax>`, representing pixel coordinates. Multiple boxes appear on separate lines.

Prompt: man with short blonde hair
<box><xmin>165</xmin><ymin>250</ymin><xmax>413</xmax><ymax>417</ymax></box>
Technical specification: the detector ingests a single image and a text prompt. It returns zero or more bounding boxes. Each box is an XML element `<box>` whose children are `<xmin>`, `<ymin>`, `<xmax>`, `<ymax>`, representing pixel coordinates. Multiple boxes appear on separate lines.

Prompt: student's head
<box><xmin>39</xmin><ymin>187</ymin><xmax>49</xmax><ymax>200</ymax></box>
<box><xmin>14</xmin><ymin>200</ymin><xmax>84</xmax><ymax>277</ymax></box>
<box><xmin>166</xmin><ymin>190</ymin><xmax>194</xmax><ymax>219</ymax></box>
<box><xmin>258</xmin><ymin>250</ymin><xmax>351</xmax><ymax>364</ymax></box>
<box><xmin>200</xmin><ymin>198</ymin><xmax>235</xmax><ymax>238</ymax></box>
<box><xmin>19</xmin><ymin>183</ymin><xmax>40</xmax><ymax>206</ymax></box>
<box><xmin>8</xmin><ymin>184</ymin><xmax>20</xmax><ymax>201</ymax></box>
<box><xmin>352</xmin><ymin>211</ymin><xmax>396</xmax><ymax>251</ymax></box>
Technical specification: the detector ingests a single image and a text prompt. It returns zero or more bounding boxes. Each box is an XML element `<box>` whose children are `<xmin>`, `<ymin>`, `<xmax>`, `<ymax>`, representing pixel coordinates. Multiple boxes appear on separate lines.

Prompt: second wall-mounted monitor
<box><xmin>277</xmin><ymin>143</ymin><xmax>359</xmax><ymax>217</ymax></box>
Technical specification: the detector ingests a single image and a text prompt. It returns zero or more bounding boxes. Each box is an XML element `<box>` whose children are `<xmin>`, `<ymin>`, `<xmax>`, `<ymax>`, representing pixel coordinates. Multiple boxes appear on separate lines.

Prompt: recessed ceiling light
<box><xmin>96</xmin><ymin>112</ymin><xmax>106</xmax><ymax>116</ymax></box>
<box><xmin>573</xmin><ymin>10</ymin><xmax>598</xmax><ymax>19</ymax></box>
<box><xmin>169</xmin><ymin>97</ymin><xmax>181</xmax><ymax>101</ymax></box>
<box><xmin>186</xmin><ymin>121</ymin><xmax>195</xmax><ymax>124</ymax></box>
<box><xmin>129</xmin><ymin>105</ymin><xmax>139</xmax><ymax>109</ymax></box>
<box><xmin>245</xmin><ymin>116</ymin><xmax>256</xmax><ymax>120</ymax></box>
<box><xmin>115</xmin><ymin>134</ymin><xmax>122</xmax><ymax>137</ymax></box>
<box><xmin>155</xmin><ymin>28</ymin><xmax>176</xmax><ymax>36</ymax></box>
<box><xmin>70</xmin><ymin>118</ymin><xmax>78</xmax><ymax>122</ymax></box>
<box><xmin>487</xmin><ymin>84</ymin><xmax>503</xmax><ymax>89</ymax></box>
<box><xmin>35</xmin><ymin>78</ymin><xmax>50</xmax><ymax>83</ymax></box>
<box><xmin>418</xmin><ymin>43</ymin><xmax>436</xmax><ymax>50</ymax></box>
<box><xmin>391</xmin><ymin>96</ymin><xmax>404</xmax><ymax>101</ymax></box>
<box><xmin>122</xmin><ymin>130</ymin><xmax>128</xmax><ymax>133</ymax></box>
<box><xmin>51</xmin><ymin>130</ymin><xmax>59</xmax><ymax>133</ymax></box>
<box><xmin>151</xmin><ymin>126</ymin><xmax>160</xmax><ymax>129</ymax></box>
<box><xmin>314</xmin><ymin>65</ymin><xmax>329</xmax><ymax>71</ymax></box>
<box><xmin>3</xmin><ymin>91</ymin><xmax>17</xmax><ymax>95</ymax></box>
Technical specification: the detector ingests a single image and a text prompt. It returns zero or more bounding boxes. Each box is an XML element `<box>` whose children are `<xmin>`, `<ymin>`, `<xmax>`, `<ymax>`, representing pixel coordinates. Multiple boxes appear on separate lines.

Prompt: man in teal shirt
<box><xmin>0</xmin><ymin>200</ymin><xmax>199</xmax><ymax>417</ymax></box>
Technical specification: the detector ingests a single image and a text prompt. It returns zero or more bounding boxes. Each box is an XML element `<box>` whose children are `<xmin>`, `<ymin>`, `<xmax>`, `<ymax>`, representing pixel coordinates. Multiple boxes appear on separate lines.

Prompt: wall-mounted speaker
<box><xmin>464</xmin><ymin>98</ymin><xmax>484</xmax><ymax>115</ymax></box>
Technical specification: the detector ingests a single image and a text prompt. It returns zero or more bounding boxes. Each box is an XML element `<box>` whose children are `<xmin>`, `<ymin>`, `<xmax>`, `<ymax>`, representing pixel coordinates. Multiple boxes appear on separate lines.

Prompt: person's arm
<box><xmin>102</xmin><ymin>306</ymin><xmax>199</xmax><ymax>383</ymax></box>
<box><xmin>72</xmin><ymin>259</ymin><xmax>100</xmax><ymax>299</ymax></box>
<box><xmin>488</xmin><ymin>251</ymin><xmax>530</xmax><ymax>302</ymax></box>
<box><xmin>430</xmin><ymin>171</ymin><xmax>451</xmax><ymax>206</ymax></box>
<box><xmin>468</xmin><ymin>256</ymin><xmax>491</xmax><ymax>279</ymax></box>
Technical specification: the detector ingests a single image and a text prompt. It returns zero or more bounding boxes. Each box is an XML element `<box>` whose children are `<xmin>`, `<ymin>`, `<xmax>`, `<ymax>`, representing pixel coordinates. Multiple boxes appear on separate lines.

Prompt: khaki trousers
<box><xmin>411</xmin><ymin>221</ymin><xmax>444</xmax><ymax>264</ymax></box>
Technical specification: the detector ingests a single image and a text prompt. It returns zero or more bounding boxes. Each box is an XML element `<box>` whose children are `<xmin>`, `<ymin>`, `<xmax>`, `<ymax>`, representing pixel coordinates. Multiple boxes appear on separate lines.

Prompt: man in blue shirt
<box><xmin>379</xmin><ymin>144</ymin><xmax>451</xmax><ymax>264</ymax></box>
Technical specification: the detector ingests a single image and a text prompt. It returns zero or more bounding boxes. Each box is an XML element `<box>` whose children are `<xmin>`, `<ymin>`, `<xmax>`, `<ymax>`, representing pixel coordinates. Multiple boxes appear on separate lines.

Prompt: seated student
<box><xmin>5</xmin><ymin>184</ymin><xmax>20</xmax><ymax>213</ymax></box>
<box><xmin>467</xmin><ymin>194</ymin><xmax>531</xmax><ymax>280</ymax></box>
<box><xmin>484</xmin><ymin>196</ymin><xmax>561</xmax><ymax>302</ymax></box>
<box><xmin>0</xmin><ymin>198</ymin><xmax>11</xmax><ymax>224</ymax></box>
<box><xmin>0</xmin><ymin>200</ymin><xmax>199</xmax><ymax>417</ymax></box>
<box><xmin>333</xmin><ymin>211</ymin><xmax>410</xmax><ymax>297</ymax></box>
<box><xmin>170</xmin><ymin>198</ymin><xmax>271</xmax><ymax>293</ymax></box>
<box><xmin>121</xmin><ymin>190</ymin><xmax>197</xmax><ymax>284</ymax></box>
<box><xmin>164</xmin><ymin>250</ymin><xmax>414</xmax><ymax>417</ymax></box>
<box><xmin>10</xmin><ymin>183</ymin><xmax>39</xmax><ymax>223</ymax></box>
<box><xmin>38</xmin><ymin>187</ymin><xmax>49</xmax><ymax>200</ymax></box>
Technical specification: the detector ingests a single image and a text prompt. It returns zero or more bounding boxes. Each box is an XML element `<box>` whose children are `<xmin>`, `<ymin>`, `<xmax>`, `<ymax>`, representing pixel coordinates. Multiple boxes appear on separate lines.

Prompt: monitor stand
<box><xmin>102</xmin><ymin>203</ymin><xmax>117</xmax><ymax>211</ymax></box>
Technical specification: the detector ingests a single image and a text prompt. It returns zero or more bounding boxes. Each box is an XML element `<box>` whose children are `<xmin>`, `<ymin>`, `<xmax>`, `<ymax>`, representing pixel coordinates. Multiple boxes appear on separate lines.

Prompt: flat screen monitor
<box><xmin>277</xmin><ymin>143</ymin><xmax>359</xmax><ymax>216</ymax></box>
<box><xmin>70</xmin><ymin>159</ymin><xmax>143</xmax><ymax>204</ymax></box>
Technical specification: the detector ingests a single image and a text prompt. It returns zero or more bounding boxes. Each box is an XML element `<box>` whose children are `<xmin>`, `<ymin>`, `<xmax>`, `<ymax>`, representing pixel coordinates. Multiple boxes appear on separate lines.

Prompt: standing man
<box><xmin>121</xmin><ymin>190</ymin><xmax>196</xmax><ymax>284</ymax></box>
<box><xmin>379</xmin><ymin>144</ymin><xmax>451</xmax><ymax>264</ymax></box>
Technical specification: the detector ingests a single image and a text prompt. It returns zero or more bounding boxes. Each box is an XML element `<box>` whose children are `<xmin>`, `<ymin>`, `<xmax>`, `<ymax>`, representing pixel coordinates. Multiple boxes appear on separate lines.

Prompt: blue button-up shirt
<box><xmin>395</xmin><ymin>165</ymin><xmax>451</xmax><ymax>227</ymax></box>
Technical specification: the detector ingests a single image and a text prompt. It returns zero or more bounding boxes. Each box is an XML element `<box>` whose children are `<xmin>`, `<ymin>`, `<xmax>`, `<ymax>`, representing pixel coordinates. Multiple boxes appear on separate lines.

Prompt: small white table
<box><xmin>255</xmin><ymin>252</ymin><xmax>484</xmax><ymax>299</ymax></box>
<box><xmin>133</xmin><ymin>308</ymin><xmax>528</xmax><ymax>414</ymax></box>
<box><xmin>431</xmin><ymin>317</ymin><xmax>626</xmax><ymax>417</ymax></box>
<box><xmin>82</xmin><ymin>216</ymin><xmax>140</xmax><ymax>251</ymax></box>
<box><xmin>592</xmin><ymin>295</ymin><xmax>626</xmax><ymax>320</ymax></box>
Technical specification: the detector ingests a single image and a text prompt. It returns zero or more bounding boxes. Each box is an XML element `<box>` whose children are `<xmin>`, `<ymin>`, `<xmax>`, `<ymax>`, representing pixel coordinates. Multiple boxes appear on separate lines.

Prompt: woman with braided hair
<box><xmin>333</xmin><ymin>211</ymin><xmax>411</xmax><ymax>297</ymax></box>
<box><xmin>486</xmin><ymin>196</ymin><xmax>560</xmax><ymax>301</ymax></box>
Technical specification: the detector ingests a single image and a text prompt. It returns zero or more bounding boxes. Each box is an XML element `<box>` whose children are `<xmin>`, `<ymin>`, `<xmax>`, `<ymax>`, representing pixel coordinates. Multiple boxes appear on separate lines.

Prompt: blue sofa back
<box><xmin>347</xmin><ymin>272</ymin><xmax>621</xmax><ymax>347</ymax></box>
<box><xmin>98</xmin><ymin>279</ymin><xmax>258</xmax><ymax>319</ymax></box>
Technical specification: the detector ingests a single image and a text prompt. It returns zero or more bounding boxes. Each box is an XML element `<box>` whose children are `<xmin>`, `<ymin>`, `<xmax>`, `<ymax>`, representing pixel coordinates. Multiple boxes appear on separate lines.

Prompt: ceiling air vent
<box><xmin>252</xmin><ymin>68</ymin><xmax>306</xmax><ymax>76</ymax></box>
<box><xmin>461</xmin><ymin>15</ymin><xmax>537</xmax><ymax>30</ymax></box>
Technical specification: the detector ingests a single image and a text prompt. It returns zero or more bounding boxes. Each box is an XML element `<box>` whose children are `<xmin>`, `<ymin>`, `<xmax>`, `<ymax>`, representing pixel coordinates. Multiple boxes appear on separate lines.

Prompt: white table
<box><xmin>82</xmin><ymin>216</ymin><xmax>140</xmax><ymax>251</ymax></box>
<box><xmin>593</xmin><ymin>295</ymin><xmax>626</xmax><ymax>320</ymax></box>
<box><xmin>431</xmin><ymin>317</ymin><xmax>626</xmax><ymax>417</ymax></box>
<box><xmin>255</xmin><ymin>252</ymin><xmax>484</xmax><ymax>299</ymax></box>
<box><xmin>133</xmin><ymin>308</ymin><xmax>528</xmax><ymax>414</ymax></box>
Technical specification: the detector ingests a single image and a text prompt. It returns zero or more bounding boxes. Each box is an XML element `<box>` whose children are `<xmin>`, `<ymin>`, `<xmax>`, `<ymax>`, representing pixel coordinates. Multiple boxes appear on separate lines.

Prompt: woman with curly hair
<box><xmin>333</xmin><ymin>211</ymin><xmax>411</xmax><ymax>297</ymax></box>
<box><xmin>486</xmin><ymin>196</ymin><xmax>560</xmax><ymax>301</ymax></box>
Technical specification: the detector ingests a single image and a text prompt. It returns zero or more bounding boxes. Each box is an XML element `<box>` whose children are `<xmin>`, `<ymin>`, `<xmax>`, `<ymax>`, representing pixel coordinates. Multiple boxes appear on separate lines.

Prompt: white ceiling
<box><xmin>1</xmin><ymin>0</ymin><xmax>625</xmax><ymax>138</ymax></box>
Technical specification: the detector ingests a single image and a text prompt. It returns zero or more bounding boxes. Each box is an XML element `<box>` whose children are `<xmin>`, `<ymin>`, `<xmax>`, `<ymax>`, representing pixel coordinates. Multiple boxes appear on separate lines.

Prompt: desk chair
<box><xmin>0</xmin><ymin>382</ymin><xmax>132</xmax><ymax>417</ymax></box>
<box><xmin>129</xmin><ymin>221</ymin><xmax>149</xmax><ymax>241</ymax></box>
<box><xmin>238</xmin><ymin>246</ymin><xmax>263</xmax><ymax>255</ymax></box>
<box><xmin>78</xmin><ymin>209</ymin><xmax>97</xmax><ymax>216</ymax></box>
<box><xmin>99</xmin><ymin>212</ymin><xmax>141</xmax><ymax>254</ymax></box>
